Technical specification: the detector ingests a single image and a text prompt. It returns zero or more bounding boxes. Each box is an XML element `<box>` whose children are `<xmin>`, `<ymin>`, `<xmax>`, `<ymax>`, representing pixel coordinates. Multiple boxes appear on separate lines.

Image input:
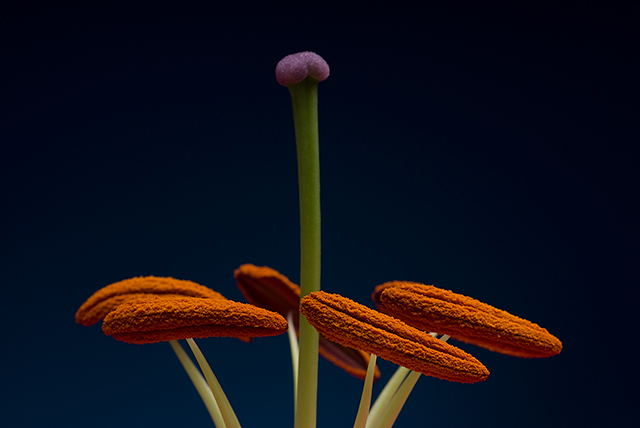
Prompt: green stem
<box><xmin>288</xmin><ymin>76</ymin><xmax>322</xmax><ymax>428</ymax></box>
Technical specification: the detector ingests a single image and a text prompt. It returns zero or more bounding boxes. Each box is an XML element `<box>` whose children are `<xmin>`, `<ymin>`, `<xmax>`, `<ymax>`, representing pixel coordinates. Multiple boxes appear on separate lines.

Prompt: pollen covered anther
<box><xmin>234</xmin><ymin>264</ymin><xmax>380</xmax><ymax>381</ymax></box>
<box><xmin>75</xmin><ymin>276</ymin><xmax>226</xmax><ymax>326</ymax></box>
<box><xmin>379</xmin><ymin>282</ymin><xmax>563</xmax><ymax>358</ymax></box>
<box><xmin>300</xmin><ymin>291</ymin><xmax>489</xmax><ymax>383</ymax></box>
<box><xmin>102</xmin><ymin>296</ymin><xmax>288</xmax><ymax>344</ymax></box>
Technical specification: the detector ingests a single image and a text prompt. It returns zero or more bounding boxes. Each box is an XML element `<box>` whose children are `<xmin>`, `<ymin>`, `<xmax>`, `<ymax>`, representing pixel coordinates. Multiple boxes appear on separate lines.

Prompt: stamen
<box><xmin>234</xmin><ymin>264</ymin><xmax>380</xmax><ymax>381</ymax></box>
<box><xmin>75</xmin><ymin>276</ymin><xmax>225</xmax><ymax>326</ymax></box>
<box><xmin>287</xmin><ymin>311</ymin><xmax>299</xmax><ymax>410</ymax></box>
<box><xmin>371</xmin><ymin>371</ymin><xmax>422</xmax><ymax>428</ymax></box>
<box><xmin>352</xmin><ymin>355</ymin><xmax>378</xmax><ymax>428</ymax></box>
<box><xmin>365</xmin><ymin>366</ymin><xmax>410</xmax><ymax>428</ymax></box>
<box><xmin>380</xmin><ymin>282</ymin><xmax>563</xmax><ymax>358</ymax></box>
<box><xmin>187</xmin><ymin>339</ymin><xmax>242</xmax><ymax>428</ymax></box>
<box><xmin>102</xmin><ymin>296</ymin><xmax>287</xmax><ymax>343</ymax></box>
<box><xmin>169</xmin><ymin>340</ymin><xmax>226</xmax><ymax>428</ymax></box>
<box><xmin>300</xmin><ymin>291</ymin><xmax>489</xmax><ymax>383</ymax></box>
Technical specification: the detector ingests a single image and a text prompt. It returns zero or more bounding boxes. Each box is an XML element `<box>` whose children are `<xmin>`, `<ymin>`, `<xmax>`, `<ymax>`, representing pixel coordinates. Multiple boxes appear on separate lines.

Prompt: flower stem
<box><xmin>288</xmin><ymin>76</ymin><xmax>322</xmax><ymax>428</ymax></box>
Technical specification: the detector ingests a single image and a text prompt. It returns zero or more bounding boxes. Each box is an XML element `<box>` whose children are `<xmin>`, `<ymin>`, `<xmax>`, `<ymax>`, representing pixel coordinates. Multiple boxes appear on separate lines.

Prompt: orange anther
<box><xmin>75</xmin><ymin>276</ymin><xmax>225</xmax><ymax>326</ymax></box>
<box><xmin>380</xmin><ymin>282</ymin><xmax>563</xmax><ymax>358</ymax></box>
<box><xmin>301</xmin><ymin>291</ymin><xmax>489</xmax><ymax>383</ymax></box>
<box><xmin>102</xmin><ymin>296</ymin><xmax>288</xmax><ymax>344</ymax></box>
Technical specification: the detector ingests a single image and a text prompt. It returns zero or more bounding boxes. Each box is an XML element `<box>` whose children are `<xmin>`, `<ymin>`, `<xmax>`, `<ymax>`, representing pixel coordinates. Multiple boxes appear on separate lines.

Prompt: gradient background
<box><xmin>2</xmin><ymin>2</ymin><xmax>637</xmax><ymax>427</ymax></box>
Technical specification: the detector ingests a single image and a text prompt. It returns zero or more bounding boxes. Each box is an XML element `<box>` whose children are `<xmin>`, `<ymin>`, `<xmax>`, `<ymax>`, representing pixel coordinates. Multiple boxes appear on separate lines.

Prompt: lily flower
<box><xmin>376</xmin><ymin>281</ymin><xmax>562</xmax><ymax>358</ymax></box>
<box><xmin>74</xmin><ymin>50</ymin><xmax>563</xmax><ymax>428</ymax></box>
<box><xmin>75</xmin><ymin>276</ymin><xmax>225</xmax><ymax>327</ymax></box>
<box><xmin>234</xmin><ymin>263</ymin><xmax>380</xmax><ymax>381</ymax></box>
<box><xmin>102</xmin><ymin>295</ymin><xmax>287</xmax><ymax>344</ymax></box>
<box><xmin>300</xmin><ymin>291</ymin><xmax>489</xmax><ymax>383</ymax></box>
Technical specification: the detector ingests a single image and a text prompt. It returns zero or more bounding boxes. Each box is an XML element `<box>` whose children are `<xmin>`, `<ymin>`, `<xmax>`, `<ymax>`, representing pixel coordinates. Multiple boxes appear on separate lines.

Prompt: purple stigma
<box><xmin>276</xmin><ymin>52</ymin><xmax>330</xmax><ymax>86</ymax></box>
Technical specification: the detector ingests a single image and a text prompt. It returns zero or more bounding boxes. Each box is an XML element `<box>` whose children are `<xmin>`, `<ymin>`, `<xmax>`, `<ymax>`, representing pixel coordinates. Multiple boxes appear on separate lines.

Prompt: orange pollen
<box><xmin>372</xmin><ymin>281</ymin><xmax>422</xmax><ymax>314</ymax></box>
<box><xmin>102</xmin><ymin>296</ymin><xmax>288</xmax><ymax>344</ymax></box>
<box><xmin>234</xmin><ymin>264</ymin><xmax>301</xmax><ymax>315</ymax></box>
<box><xmin>75</xmin><ymin>276</ymin><xmax>226</xmax><ymax>327</ymax></box>
<box><xmin>234</xmin><ymin>263</ymin><xmax>380</xmax><ymax>381</ymax></box>
<box><xmin>300</xmin><ymin>291</ymin><xmax>489</xmax><ymax>383</ymax></box>
<box><xmin>379</xmin><ymin>282</ymin><xmax>563</xmax><ymax>358</ymax></box>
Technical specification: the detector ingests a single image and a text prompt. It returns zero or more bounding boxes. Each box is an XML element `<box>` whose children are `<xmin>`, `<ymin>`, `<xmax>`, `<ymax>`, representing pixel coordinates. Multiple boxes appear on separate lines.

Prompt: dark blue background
<box><xmin>2</xmin><ymin>2</ymin><xmax>637</xmax><ymax>427</ymax></box>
